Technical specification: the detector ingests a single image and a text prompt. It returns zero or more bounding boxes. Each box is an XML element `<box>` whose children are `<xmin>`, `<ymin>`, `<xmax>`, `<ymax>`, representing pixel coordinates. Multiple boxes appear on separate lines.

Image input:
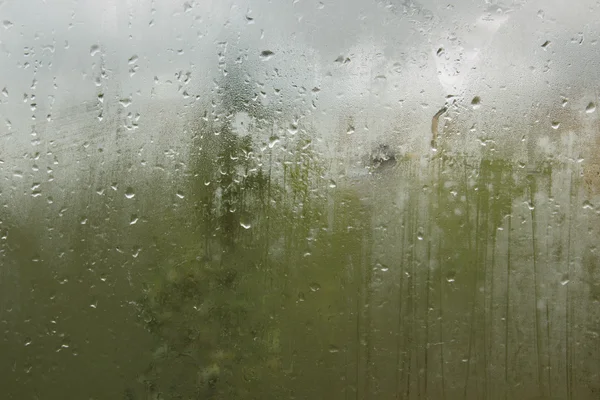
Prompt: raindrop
<box><xmin>417</xmin><ymin>228</ymin><xmax>424</xmax><ymax>241</ymax></box>
<box><xmin>471</xmin><ymin>96</ymin><xmax>481</xmax><ymax>109</ymax></box>
<box><xmin>260</xmin><ymin>50</ymin><xmax>274</xmax><ymax>60</ymax></box>
<box><xmin>297</xmin><ymin>292</ymin><xmax>305</xmax><ymax>302</ymax></box>
<box><xmin>309</xmin><ymin>282</ymin><xmax>321</xmax><ymax>292</ymax></box>
<box><xmin>329</xmin><ymin>179</ymin><xmax>337</xmax><ymax>188</ymax></box>
<box><xmin>287</xmin><ymin>123</ymin><xmax>298</xmax><ymax>135</ymax></box>
<box><xmin>119</xmin><ymin>97</ymin><xmax>132</xmax><ymax>108</ymax></box>
<box><xmin>90</xmin><ymin>44</ymin><xmax>100</xmax><ymax>56</ymax></box>
<box><xmin>585</xmin><ymin>102</ymin><xmax>596</xmax><ymax>113</ymax></box>
<box><xmin>97</xmin><ymin>93</ymin><xmax>104</xmax><ymax>103</ymax></box>
<box><xmin>560</xmin><ymin>273</ymin><xmax>570</xmax><ymax>286</ymax></box>
<box><xmin>132</xmin><ymin>246</ymin><xmax>141</xmax><ymax>258</ymax></box>
<box><xmin>240</xmin><ymin>221</ymin><xmax>251</xmax><ymax>230</ymax></box>
<box><xmin>551</xmin><ymin>121</ymin><xmax>560</xmax><ymax>129</ymax></box>
<box><xmin>125</xmin><ymin>187</ymin><xmax>135</xmax><ymax>199</ymax></box>
<box><xmin>183</xmin><ymin>2</ymin><xmax>193</xmax><ymax>12</ymax></box>
<box><xmin>436</xmin><ymin>47</ymin><xmax>444</xmax><ymax>56</ymax></box>
<box><xmin>582</xmin><ymin>200</ymin><xmax>594</xmax><ymax>210</ymax></box>
<box><xmin>541</xmin><ymin>40</ymin><xmax>550</xmax><ymax>48</ymax></box>
<box><xmin>130</xmin><ymin>214</ymin><xmax>139</xmax><ymax>225</ymax></box>
<box><xmin>446</xmin><ymin>272</ymin><xmax>456</xmax><ymax>283</ymax></box>
<box><xmin>328</xmin><ymin>345</ymin><xmax>340</xmax><ymax>353</ymax></box>
<box><xmin>268</xmin><ymin>136</ymin><xmax>279</xmax><ymax>148</ymax></box>
<box><xmin>1</xmin><ymin>87</ymin><xmax>7</xmax><ymax>97</ymax></box>
<box><xmin>346</xmin><ymin>125</ymin><xmax>355</xmax><ymax>135</ymax></box>
<box><xmin>128</xmin><ymin>55</ymin><xmax>138</xmax><ymax>64</ymax></box>
<box><xmin>176</xmin><ymin>191</ymin><xmax>185</xmax><ymax>199</ymax></box>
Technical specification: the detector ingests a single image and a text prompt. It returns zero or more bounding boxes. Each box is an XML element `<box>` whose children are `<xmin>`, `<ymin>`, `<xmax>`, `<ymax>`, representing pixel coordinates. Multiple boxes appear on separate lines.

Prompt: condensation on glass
<box><xmin>0</xmin><ymin>1</ymin><xmax>599</xmax><ymax>399</ymax></box>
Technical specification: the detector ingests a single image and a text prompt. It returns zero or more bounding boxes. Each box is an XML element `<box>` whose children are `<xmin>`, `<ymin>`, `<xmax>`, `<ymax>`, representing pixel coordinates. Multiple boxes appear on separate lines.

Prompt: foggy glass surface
<box><xmin>1</xmin><ymin>0</ymin><xmax>599</xmax><ymax>399</ymax></box>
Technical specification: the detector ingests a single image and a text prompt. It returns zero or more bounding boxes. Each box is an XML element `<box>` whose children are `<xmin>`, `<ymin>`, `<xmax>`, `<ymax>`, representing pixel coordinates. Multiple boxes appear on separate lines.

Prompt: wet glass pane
<box><xmin>1</xmin><ymin>1</ymin><xmax>599</xmax><ymax>399</ymax></box>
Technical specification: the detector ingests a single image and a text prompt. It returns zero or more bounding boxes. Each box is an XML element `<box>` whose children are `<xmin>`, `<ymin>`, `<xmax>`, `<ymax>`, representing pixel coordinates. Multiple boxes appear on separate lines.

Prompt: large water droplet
<box><xmin>260</xmin><ymin>50</ymin><xmax>274</xmax><ymax>60</ymax></box>
<box><xmin>268</xmin><ymin>136</ymin><xmax>279</xmax><ymax>148</ymax></box>
<box><xmin>119</xmin><ymin>97</ymin><xmax>132</xmax><ymax>108</ymax></box>
<box><xmin>240</xmin><ymin>220</ymin><xmax>251</xmax><ymax>230</ymax></box>
<box><xmin>582</xmin><ymin>200</ymin><xmax>594</xmax><ymax>210</ymax></box>
<box><xmin>586</xmin><ymin>102</ymin><xmax>596</xmax><ymax>113</ymax></box>
<box><xmin>471</xmin><ymin>96</ymin><xmax>481</xmax><ymax>110</ymax></box>
<box><xmin>417</xmin><ymin>228</ymin><xmax>424</xmax><ymax>241</ymax></box>
<box><xmin>125</xmin><ymin>187</ymin><xmax>135</xmax><ymax>199</ymax></box>
<box><xmin>309</xmin><ymin>282</ymin><xmax>321</xmax><ymax>292</ymax></box>
<box><xmin>90</xmin><ymin>44</ymin><xmax>100</xmax><ymax>56</ymax></box>
<box><xmin>446</xmin><ymin>272</ymin><xmax>456</xmax><ymax>283</ymax></box>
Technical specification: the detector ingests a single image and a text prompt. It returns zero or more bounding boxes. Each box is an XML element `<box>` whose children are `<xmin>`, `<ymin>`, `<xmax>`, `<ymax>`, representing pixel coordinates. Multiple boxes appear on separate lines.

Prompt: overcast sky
<box><xmin>1</xmin><ymin>0</ymin><xmax>599</xmax><ymax>159</ymax></box>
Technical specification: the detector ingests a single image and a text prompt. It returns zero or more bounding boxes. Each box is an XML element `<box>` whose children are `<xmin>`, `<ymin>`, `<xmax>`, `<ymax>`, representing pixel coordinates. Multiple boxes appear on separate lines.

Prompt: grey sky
<box><xmin>0</xmin><ymin>0</ymin><xmax>599</xmax><ymax>160</ymax></box>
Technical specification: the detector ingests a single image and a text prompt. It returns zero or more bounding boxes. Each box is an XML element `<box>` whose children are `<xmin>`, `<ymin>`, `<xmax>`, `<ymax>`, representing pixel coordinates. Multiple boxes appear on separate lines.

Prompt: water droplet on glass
<box><xmin>329</xmin><ymin>179</ymin><xmax>337</xmax><ymax>188</ymax></box>
<box><xmin>119</xmin><ymin>97</ymin><xmax>132</xmax><ymax>108</ymax></box>
<box><xmin>240</xmin><ymin>221</ymin><xmax>252</xmax><ymax>230</ymax></box>
<box><xmin>346</xmin><ymin>126</ymin><xmax>355</xmax><ymax>135</ymax></box>
<box><xmin>176</xmin><ymin>191</ymin><xmax>185</xmax><ymax>199</ymax></box>
<box><xmin>417</xmin><ymin>229</ymin><xmax>424</xmax><ymax>241</ymax></box>
<box><xmin>287</xmin><ymin>123</ymin><xmax>298</xmax><ymax>135</ymax></box>
<box><xmin>90</xmin><ymin>44</ymin><xmax>100</xmax><ymax>56</ymax></box>
<box><xmin>586</xmin><ymin>102</ymin><xmax>596</xmax><ymax>113</ymax></box>
<box><xmin>541</xmin><ymin>40</ymin><xmax>550</xmax><ymax>48</ymax></box>
<box><xmin>1</xmin><ymin>87</ymin><xmax>7</xmax><ymax>97</ymax></box>
<box><xmin>3</xmin><ymin>20</ymin><xmax>14</xmax><ymax>29</ymax></box>
<box><xmin>582</xmin><ymin>200</ymin><xmax>594</xmax><ymax>210</ymax></box>
<box><xmin>551</xmin><ymin>121</ymin><xmax>560</xmax><ymax>129</ymax></box>
<box><xmin>130</xmin><ymin>214</ymin><xmax>139</xmax><ymax>225</ymax></box>
<box><xmin>297</xmin><ymin>292</ymin><xmax>305</xmax><ymax>302</ymax></box>
<box><xmin>446</xmin><ymin>272</ymin><xmax>456</xmax><ymax>283</ymax></box>
<box><xmin>128</xmin><ymin>55</ymin><xmax>138</xmax><ymax>64</ymax></box>
<box><xmin>328</xmin><ymin>345</ymin><xmax>340</xmax><ymax>353</ymax></box>
<box><xmin>260</xmin><ymin>50</ymin><xmax>274</xmax><ymax>60</ymax></box>
<box><xmin>268</xmin><ymin>136</ymin><xmax>279</xmax><ymax>148</ymax></box>
<box><xmin>125</xmin><ymin>187</ymin><xmax>135</xmax><ymax>199</ymax></box>
<box><xmin>309</xmin><ymin>282</ymin><xmax>321</xmax><ymax>292</ymax></box>
<box><xmin>560</xmin><ymin>273</ymin><xmax>570</xmax><ymax>286</ymax></box>
<box><xmin>471</xmin><ymin>96</ymin><xmax>481</xmax><ymax>110</ymax></box>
